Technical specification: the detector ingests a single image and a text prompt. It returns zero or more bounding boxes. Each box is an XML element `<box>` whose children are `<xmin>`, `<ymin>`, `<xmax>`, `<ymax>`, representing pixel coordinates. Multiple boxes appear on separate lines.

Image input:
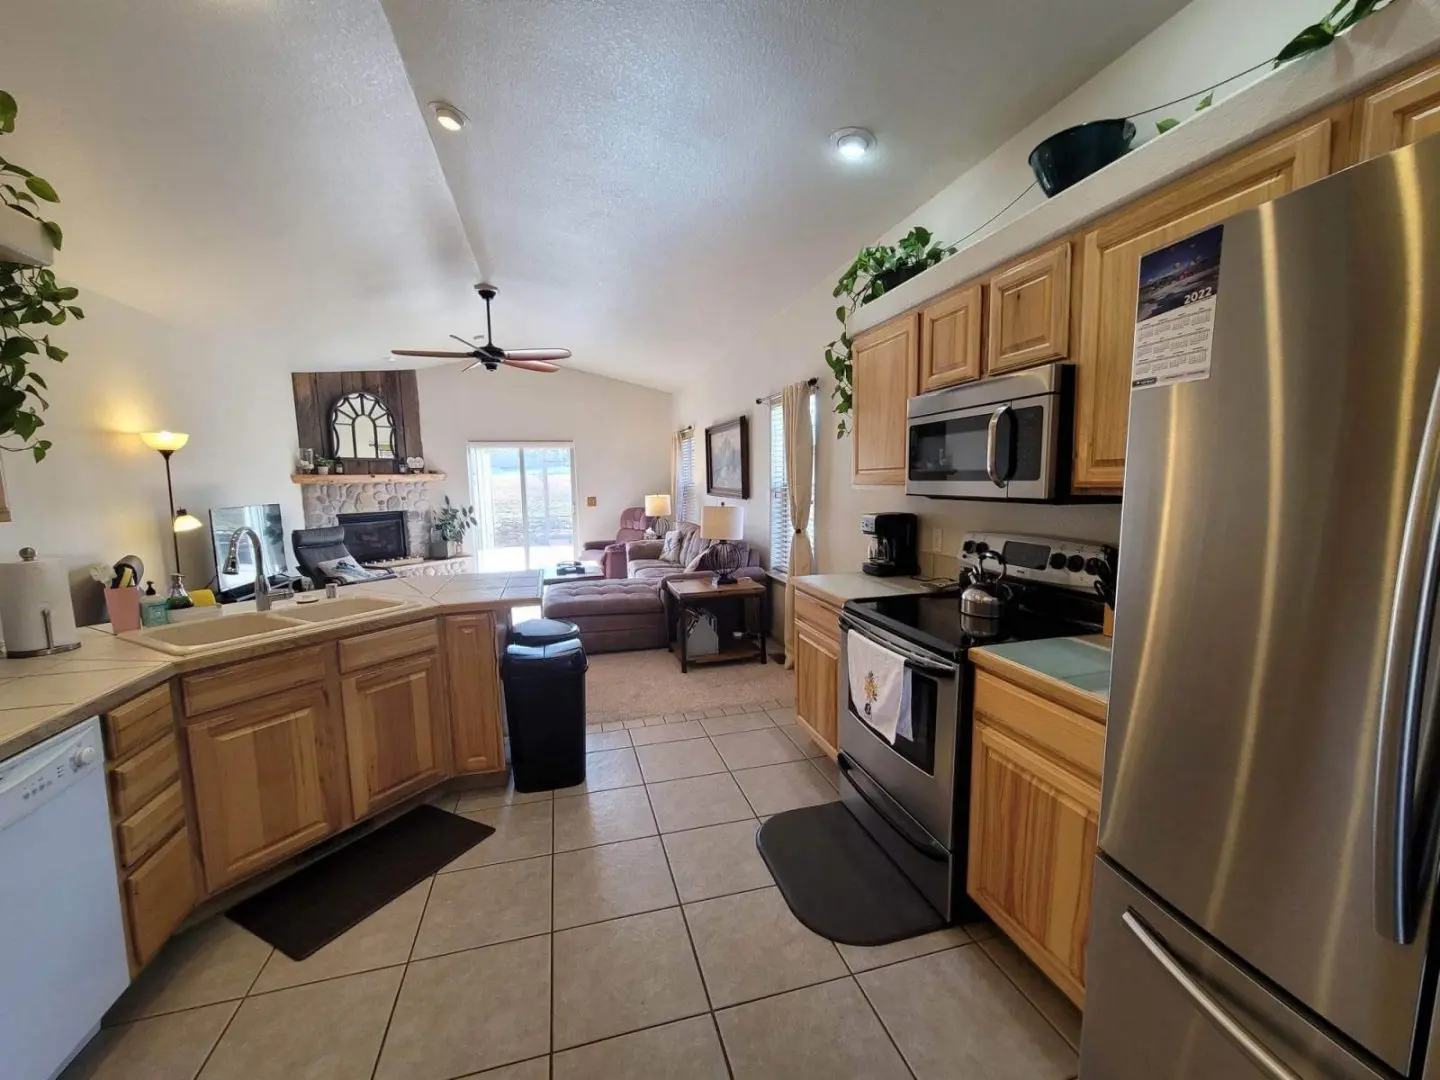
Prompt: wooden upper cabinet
<box><xmin>1072</xmin><ymin>113</ymin><xmax>1340</xmax><ymax>491</ymax></box>
<box><xmin>446</xmin><ymin>612</ymin><xmax>506</xmax><ymax>774</ymax></box>
<box><xmin>342</xmin><ymin>649</ymin><xmax>452</xmax><ymax>819</ymax></box>
<box><xmin>987</xmin><ymin>243</ymin><xmax>1071</xmax><ymax>375</ymax></box>
<box><xmin>851</xmin><ymin>313</ymin><xmax>919</xmax><ymax>485</ymax></box>
<box><xmin>186</xmin><ymin>683</ymin><xmax>344</xmax><ymax>893</ymax></box>
<box><xmin>919</xmin><ymin>282</ymin><xmax>985</xmax><ymax>392</ymax></box>
<box><xmin>1359</xmin><ymin>57</ymin><xmax>1440</xmax><ymax>160</ymax></box>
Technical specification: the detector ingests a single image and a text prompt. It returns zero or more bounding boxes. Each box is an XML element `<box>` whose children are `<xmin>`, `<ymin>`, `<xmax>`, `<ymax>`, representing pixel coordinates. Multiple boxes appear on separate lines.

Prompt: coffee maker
<box><xmin>861</xmin><ymin>513</ymin><xmax>919</xmax><ymax>577</ymax></box>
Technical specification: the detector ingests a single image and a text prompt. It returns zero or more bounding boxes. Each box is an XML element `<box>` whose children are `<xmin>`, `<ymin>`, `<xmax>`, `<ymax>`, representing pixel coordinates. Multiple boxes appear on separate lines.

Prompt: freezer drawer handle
<box><xmin>1374</xmin><ymin>367</ymin><xmax>1440</xmax><ymax>944</ymax></box>
<box><xmin>1123</xmin><ymin>911</ymin><xmax>1301</xmax><ymax>1080</ymax></box>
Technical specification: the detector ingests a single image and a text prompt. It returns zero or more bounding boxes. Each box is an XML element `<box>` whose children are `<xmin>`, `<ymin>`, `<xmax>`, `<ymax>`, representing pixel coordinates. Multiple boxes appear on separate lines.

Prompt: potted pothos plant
<box><xmin>1</xmin><ymin>90</ymin><xmax>80</xmax><ymax>463</ymax></box>
<box><xmin>824</xmin><ymin>226</ymin><xmax>952</xmax><ymax>437</ymax></box>
<box><xmin>432</xmin><ymin>496</ymin><xmax>479</xmax><ymax>558</ymax></box>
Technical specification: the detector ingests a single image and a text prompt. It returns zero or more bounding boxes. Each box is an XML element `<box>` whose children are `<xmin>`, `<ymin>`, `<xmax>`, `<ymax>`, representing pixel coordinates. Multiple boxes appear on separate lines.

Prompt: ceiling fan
<box><xmin>392</xmin><ymin>283</ymin><xmax>571</xmax><ymax>373</ymax></box>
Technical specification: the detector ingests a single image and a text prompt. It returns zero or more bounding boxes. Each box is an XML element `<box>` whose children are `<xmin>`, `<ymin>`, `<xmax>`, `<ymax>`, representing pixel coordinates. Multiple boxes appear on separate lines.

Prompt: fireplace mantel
<box><xmin>291</xmin><ymin>472</ymin><xmax>446</xmax><ymax>485</ymax></box>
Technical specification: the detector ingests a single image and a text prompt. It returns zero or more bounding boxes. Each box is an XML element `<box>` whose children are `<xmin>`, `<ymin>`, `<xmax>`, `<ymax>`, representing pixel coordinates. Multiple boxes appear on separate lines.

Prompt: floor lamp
<box><xmin>140</xmin><ymin>431</ymin><xmax>203</xmax><ymax>576</ymax></box>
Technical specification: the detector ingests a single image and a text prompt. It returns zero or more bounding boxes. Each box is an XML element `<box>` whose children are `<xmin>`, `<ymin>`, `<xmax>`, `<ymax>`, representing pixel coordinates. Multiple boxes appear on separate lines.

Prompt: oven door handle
<box><xmin>838</xmin><ymin>755</ymin><xmax>949</xmax><ymax>863</ymax></box>
<box><xmin>839</xmin><ymin>615</ymin><xmax>958</xmax><ymax>676</ymax></box>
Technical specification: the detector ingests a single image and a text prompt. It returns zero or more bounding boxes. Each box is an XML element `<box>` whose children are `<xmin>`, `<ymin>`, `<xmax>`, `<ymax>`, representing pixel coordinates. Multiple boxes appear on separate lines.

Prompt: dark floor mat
<box><xmin>228</xmin><ymin>805</ymin><xmax>494</xmax><ymax>960</ymax></box>
<box><xmin>756</xmin><ymin>801</ymin><xmax>946</xmax><ymax>947</ymax></box>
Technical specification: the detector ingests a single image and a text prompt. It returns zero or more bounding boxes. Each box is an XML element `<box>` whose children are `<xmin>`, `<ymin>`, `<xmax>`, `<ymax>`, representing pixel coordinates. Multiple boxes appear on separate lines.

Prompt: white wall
<box><xmin>675</xmin><ymin>0</ymin><xmax>1391</xmax><ymax>575</ymax></box>
<box><xmin>0</xmin><ymin>289</ymin><xmax>302</xmax><ymax>622</ymax></box>
<box><xmin>417</xmin><ymin>363</ymin><xmax>673</xmax><ymax>548</ymax></box>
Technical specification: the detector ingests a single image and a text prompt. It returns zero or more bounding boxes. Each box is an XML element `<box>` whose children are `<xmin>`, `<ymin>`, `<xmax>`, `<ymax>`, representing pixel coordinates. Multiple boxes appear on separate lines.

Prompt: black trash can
<box><xmin>511</xmin><ymin>617</ymin><xmax>580</xmax><ymax>647</ymax></box>
<box><xmin>503</xmin><ymin>636</ymin><xmax>588</xmax><ymax>791</ymax></box>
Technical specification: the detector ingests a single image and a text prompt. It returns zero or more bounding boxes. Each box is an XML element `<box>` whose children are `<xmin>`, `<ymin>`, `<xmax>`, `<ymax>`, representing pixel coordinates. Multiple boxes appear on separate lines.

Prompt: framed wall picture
<box><xmin>705</xmin><ymin>416</ymin><xmax>750</xmax><ymax>499</ymax></box>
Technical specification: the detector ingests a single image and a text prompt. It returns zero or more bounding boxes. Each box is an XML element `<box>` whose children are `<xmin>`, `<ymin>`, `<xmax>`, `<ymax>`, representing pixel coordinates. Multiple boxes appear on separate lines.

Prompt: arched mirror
<box><xmin>330</xmin><ymin>392</ymin><xmax>396</xmax><ymax>460</ymax></box>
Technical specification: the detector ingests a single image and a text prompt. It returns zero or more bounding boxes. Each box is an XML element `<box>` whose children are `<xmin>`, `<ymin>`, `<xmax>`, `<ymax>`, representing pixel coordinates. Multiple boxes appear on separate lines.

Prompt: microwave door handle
<box><xmin>986</xmin><ymin>404</ymin><xmax>1012</xmax><ymax>487</ymax></box>
<box><xmin>1376</xmin><ymin>370</ymin><xmax>1440</xmax><ymax>944</ymax></box>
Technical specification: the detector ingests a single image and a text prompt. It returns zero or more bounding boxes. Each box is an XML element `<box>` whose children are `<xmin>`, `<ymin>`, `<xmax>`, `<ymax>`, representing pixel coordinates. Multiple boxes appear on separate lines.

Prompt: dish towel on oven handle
<box><xmin>846</xmin><ymin>630</ymin><xmax>912</xmax><ymax>744</ymax></box>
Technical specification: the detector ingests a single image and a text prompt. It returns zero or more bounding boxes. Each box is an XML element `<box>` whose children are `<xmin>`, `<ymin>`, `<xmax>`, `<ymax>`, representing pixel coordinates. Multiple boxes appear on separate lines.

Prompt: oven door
<box><xmin>906</xmin><ymin>394</ymin><xmax>1059</xmax><ymax>501</ymax></box>
<box><xmin>838</xmin><ymin>615</ymin><xmax>960</xmax><ymax>847</ymax></box>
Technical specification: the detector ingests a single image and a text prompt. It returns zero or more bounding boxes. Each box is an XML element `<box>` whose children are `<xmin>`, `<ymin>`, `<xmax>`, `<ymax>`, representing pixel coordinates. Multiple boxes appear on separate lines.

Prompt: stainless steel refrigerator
<box><xmin>1082</xmin><ymin>134</ymin><xmax>1440</xmax><ymax>1080</ymax></box>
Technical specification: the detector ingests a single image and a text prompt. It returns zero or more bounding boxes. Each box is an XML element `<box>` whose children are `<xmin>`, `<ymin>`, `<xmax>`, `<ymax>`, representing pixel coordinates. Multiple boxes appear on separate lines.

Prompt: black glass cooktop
<box><xmin>845</xmin><ymin>586</ymin><xmax>1104</xmax><ymax>662</ymax></box>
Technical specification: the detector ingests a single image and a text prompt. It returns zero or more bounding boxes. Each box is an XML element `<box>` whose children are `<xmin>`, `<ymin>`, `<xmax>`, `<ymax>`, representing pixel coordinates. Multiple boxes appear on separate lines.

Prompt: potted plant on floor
<box><xmin>432</xmin><ymin>496</ymin><xmax>478</xmax><ymax>558</ymax></box>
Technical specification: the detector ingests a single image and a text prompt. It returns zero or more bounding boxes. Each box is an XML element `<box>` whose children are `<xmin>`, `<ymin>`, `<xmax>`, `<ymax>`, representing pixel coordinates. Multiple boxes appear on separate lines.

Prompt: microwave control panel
<box><xmin>958</xmin><ymin>532</ymin><xmax>1112</xmax><ymax>593</ymax></box>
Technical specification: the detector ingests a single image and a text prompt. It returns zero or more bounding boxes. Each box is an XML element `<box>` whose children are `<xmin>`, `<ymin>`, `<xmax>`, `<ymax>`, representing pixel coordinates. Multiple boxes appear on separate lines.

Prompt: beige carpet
<box><xmin>585</xmin><ymin>646</ymin><xmax>794</xmax><ymax>721</ymax></box>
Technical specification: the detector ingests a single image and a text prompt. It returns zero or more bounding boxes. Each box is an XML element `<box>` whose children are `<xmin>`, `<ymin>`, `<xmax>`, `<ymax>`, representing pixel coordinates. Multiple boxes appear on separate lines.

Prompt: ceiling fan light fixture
<box><xmin>430</xmin><ymin>102</ymin><xmax>469</xmax><ymax>132</ymax></box>
<box><xmin>831</xmin><ymin>127</ymin><xmax>874</xmax><ymax>161</ymax></box>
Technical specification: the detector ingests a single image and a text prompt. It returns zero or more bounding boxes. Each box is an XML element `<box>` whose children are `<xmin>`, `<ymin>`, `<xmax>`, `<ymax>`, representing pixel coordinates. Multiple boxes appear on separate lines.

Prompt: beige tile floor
<box><xmin>67</xmin><ymin>699</ymin><xmax>1081</xmax><ymax>1080</ymax></box>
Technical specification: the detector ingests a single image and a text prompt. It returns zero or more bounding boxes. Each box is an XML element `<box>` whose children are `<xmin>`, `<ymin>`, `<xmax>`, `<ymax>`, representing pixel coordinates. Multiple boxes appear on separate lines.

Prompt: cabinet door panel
<box><xmin>124</xmin><ymin>826</ymin><xmax>197</xmax><ymax>968</ymax></box>
<box><xmin>446</xmin><ymin>613</ymin><xmax>506</xmax><ymax>774</ymax></box>
<box><xmin>187</xmin><ymin>684</ymin><xmax>340</xmax><ymax>893</ymax></box>
<box><xmin>343</xmin><ymin>650</ymin><xmax>451</xmax><ymax>818</ymax></box>
<box><xmin>795</xmin><ymin>625</ymin><xmax>839</xmax><ymax>757</ymax></box>
<box><xmin>1073</xmin><ymin>116</ymin><xmax>1336</xmax><ymax>490</ymax></box>
<box><xmin>1359</xmin><ymin>58</ymin><xmax>1440</xmax><ymax>159</ymax></box>
<box><xmin>920</xmin><ymin>282</ymin><xmax>984</xmax><ymax>391</ymax></box>
<box><xmin>969</xmin><ymin>720</ymin><xmax>1098</xmax><ymax>1007</ymax></box>
<box><xmin>987</xmin><ymin>243</ymin><xmax>1070</xmax><ymax>374</ymax></box>
<box><xmin>851</xmin><ymin>314</ymin><xmax>919</xmax><ymax>485</ymax></box>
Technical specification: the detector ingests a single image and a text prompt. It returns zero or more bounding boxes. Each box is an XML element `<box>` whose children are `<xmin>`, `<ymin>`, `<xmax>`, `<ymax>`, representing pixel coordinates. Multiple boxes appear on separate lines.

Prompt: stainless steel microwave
<box><xmin>906</xmin><ymin>362</ymin><xmax>1074</xmax><ymax>501</ymax></box>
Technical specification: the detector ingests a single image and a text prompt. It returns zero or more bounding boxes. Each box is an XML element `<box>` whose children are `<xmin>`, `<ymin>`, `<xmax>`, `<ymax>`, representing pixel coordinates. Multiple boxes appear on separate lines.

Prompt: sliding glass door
<box><xmin>466</xmin><ymin>443</ymin><xmax>578</xmax><ymax>571</ymax></box>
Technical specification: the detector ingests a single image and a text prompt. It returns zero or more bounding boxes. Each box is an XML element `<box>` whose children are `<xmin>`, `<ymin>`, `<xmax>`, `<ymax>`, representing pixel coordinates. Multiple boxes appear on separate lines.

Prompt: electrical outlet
<box><xmin>586</xmin><ymin>496</ymin><xmax>597</xmax><ymax>508</ymax></box>
<box><xmin>931</xmin><ymin>526</ymin><xmax>943</xmax><ymax>552</ymax></box>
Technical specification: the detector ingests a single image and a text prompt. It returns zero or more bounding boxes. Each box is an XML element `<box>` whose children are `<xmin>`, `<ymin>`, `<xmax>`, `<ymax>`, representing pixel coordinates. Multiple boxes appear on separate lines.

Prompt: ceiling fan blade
<box><xmin>461</xmin><ymin>358</ymin><xmax>490</xmax><ymax>373</ymax></box>
<box><xmin>450</xmin><ymin>333</ymin><xmax>483</xmax><ymax>349</ymax></box>
<box><xmin>502</xmin><ymin>347</ymin><xmax>572</xmax><ymax>362</ymax></box>
<box><xmin>392</xmin><ymin>348</ymin><xmax>476</xmax><ymax>358</ymax></box>
<box><xmin>502</xmin><ymin>357</ymin><xmax>560</xmax><ymax>373</ymax></box>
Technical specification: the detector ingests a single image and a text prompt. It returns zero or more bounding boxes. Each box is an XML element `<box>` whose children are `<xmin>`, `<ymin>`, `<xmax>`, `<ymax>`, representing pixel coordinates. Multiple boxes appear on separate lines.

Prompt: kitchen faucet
<box><xmin>222</xmin><ymin>527</ymin><xmax>293</xmax><ymax>611</ymax></box>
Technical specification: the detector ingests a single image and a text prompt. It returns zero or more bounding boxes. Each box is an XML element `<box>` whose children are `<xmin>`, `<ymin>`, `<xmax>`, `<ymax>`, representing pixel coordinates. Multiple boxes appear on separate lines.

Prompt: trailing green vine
<box><xmin>824</xmin><ymin>226</ymin><xmax>951</xmax><ymax>438</ymax></box>
<box><xmin>0</xmin><ymin>90</ymin><xmax>80</xmax><ymax>462</ymax></box>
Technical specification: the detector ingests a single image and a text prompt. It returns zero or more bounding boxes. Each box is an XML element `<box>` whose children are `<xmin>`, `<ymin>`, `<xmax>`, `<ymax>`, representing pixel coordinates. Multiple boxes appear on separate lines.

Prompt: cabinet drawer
<box><xmin>792</xmin><ymin>589</ymin><xmax>840</xmax><ymax>644</ymax></box>
<box><xmin>116</xmin><ymin>781</ymin><xmax>185</xmax><ymax>869</ymax></box>
<box><xmin>124</xmin><ymin>826</ymin><xmax>197</xmax><ymax>968</ymax></box>
<box><xmin>339</xmin><ymin>619</ymin><xmax>440</xmax><ymax>674</ymax></box>
<box><xmin>973</xmin><ymin>671</ymin><xmax>1104</xmax><ymax>779</ymax></box>
<box><xmin>103</xmin><ymin>684</ymin><xmax>174</xmax><ymax>759</ymax></box>
<box><xmin>109</xmin><ymin>732</ymin><xmax>179</xmax><ymax>819</ymax></box>
<box><xmin>182</xmin><ymin>644</ymin><xmax>328</xmax><ymax>716</ymax></box>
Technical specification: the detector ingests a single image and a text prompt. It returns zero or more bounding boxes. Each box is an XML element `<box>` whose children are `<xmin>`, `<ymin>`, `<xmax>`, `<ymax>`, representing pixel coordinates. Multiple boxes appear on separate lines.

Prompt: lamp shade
<box><xmin>644</xmin><ymin>493</ymin><xmax>672</xmax><ymax>518</ymax></box>
<box><xmin>173</xmin><ymin>509</ymin><xmax>203</xmax><ymax>533</ymax></box>
<box><xmin>700</xmin><ymin>503</ymin><xmax>744</xmax><ymax>542</ymax></box>
<box><xmin>140</xmin><ymin>430</ymin><xmax>189</xmax><ymax>453</ymax></box>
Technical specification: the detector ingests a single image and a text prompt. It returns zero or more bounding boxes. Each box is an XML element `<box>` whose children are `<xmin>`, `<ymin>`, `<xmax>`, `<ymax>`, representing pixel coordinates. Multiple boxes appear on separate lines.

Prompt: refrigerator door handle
<box><xmin>1375</xmin><ymin>371</ymin><xmax>1440</xmax><ymax>944</ymax></box>
<box><xmin>1122</xmin><ymin>911</ymin><xmax>1302</xmax><ymax>1080</ymax></box>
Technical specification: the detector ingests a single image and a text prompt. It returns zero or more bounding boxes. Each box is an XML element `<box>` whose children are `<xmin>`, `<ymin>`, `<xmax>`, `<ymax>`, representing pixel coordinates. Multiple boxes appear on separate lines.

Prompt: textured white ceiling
<box><xmin>1</xmin><ymin>0</ymin><xmax>1188</xmax><ymax>387</ymax></box>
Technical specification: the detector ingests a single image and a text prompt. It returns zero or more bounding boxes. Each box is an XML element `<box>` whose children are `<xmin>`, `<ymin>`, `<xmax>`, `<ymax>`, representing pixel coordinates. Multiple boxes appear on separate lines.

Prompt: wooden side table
<box><xmin>665</xmin><ymin>577</ymin><xmax>768</xmax><ymax>673</ymax></box>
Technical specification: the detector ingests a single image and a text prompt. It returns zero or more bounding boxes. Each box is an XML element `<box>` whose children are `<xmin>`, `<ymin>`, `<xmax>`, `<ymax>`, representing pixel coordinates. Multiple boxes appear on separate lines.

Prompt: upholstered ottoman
<box><xmin>541</xmin><ymin>580</ymin><xmax>667</xmax><ymax>653</ymax></box>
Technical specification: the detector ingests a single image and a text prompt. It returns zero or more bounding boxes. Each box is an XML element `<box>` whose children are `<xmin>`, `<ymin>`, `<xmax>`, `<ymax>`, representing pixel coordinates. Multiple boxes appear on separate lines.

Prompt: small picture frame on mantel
<box><xmin>705</xmin><ymin>416</ymin><xmax>750</xmax><ymax>499</ymax></box>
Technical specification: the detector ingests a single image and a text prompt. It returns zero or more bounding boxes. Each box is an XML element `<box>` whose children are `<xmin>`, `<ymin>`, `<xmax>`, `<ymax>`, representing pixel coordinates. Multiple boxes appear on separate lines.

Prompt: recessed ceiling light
<box><xmin>831</xmin><ymin>127</ymin><xmax>874</xmax><ymax>160</ymax></box>
<box><xmin>430</xmin><ymin>102</ymin><xmax>468</xmax><ymax>132</ymax></box>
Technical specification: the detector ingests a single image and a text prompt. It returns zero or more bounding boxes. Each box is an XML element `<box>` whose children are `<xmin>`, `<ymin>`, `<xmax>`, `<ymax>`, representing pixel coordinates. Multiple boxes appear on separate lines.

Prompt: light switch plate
<box><xmin>931</xmin><ymin>526</ymin><xmax>943</xmax><ymax>552</ymax></box>
<box><xmin>586</xmin><ymin>496</ymin><xmax>597</xmax><ymax>507</ymax></box>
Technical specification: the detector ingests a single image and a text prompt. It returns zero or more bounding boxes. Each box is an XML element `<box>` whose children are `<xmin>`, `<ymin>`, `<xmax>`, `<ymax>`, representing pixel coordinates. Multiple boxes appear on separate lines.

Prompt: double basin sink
<box><xmin>122</xmin><ymin>595</ymin><xmax>418</xmax><ymax>656</ymax></box>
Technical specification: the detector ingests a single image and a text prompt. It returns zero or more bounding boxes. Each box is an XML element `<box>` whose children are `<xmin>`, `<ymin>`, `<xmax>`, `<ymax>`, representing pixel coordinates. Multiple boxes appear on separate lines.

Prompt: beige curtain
<box><xmin>782</xmin><ymin>381</ymin><xmax>815</xmax><ymax>669</ymax></box>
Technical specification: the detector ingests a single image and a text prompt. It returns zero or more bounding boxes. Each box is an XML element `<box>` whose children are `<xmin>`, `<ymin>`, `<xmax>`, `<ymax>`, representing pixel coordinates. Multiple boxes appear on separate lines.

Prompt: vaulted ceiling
<box><xmin>0</xmin><ymin>0</ymin><xmax>1188</xmax><ymax>390</ymax></box>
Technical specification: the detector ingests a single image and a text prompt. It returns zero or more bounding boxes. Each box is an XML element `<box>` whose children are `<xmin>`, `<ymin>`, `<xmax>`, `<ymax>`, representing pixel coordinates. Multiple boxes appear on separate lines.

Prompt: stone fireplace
<box><xmin>300</xmin><ymin>478</ymin><xmax>432</xmax><ymax>558</ymax></box>
<box><xmin>339</xmin><ymin>511</ymin><xmax>408</xmax><ymax>563</ymax></box>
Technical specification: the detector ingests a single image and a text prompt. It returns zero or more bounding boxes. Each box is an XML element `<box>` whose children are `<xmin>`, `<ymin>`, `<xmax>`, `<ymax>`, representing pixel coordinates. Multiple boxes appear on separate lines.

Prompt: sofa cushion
<box><xmin>659</xmin><ymin>530</ymin><xmax>684</xmax><ymax>563</ymax></box>
<box><xmin>631</xmin><ymin>564</ymin><xmax>683</xmax><ymax>583</ymax></box>
<box><xmin>543</xmin><ymin>580</ymin><xmax>665</xmax><ymax>618</ymax></box>
<box><xmin>679</xmin><ymin>527</ymin><xmax>711</xmax><ymax>567</ymax></box>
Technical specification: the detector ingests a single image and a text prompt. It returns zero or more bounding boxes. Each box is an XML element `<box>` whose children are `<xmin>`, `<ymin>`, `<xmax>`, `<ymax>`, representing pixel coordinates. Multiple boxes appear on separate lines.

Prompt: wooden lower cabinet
<box><xmin>1071</xmin><ymin>111</ymin><xmax>1341</xmax><ymax>491</ymax></box>
<box><xmin>851</xmin><ymin>313</ymin><xmax>919</xmax><ymax>485</ymax></box>
<box><xmin>969</xmin><ymin>718</ymin><xmax>1099</xmax><ymax>1008</ymax></box>
<box><xmin>445</xmin><ymin>612</ymin><xmax>506</xmax><ymax>773</ymax></box>
<box><xmin>794</xmin><ymin>623</ymin><xmax>840</xmax><ymax>756</ymax></box>
<box><xmin>124</xmin><ymin>826</ymin><xmax>198</xmax><ymax>968</ymax></box>
<box><xmin>186</xmin><ymin>683</ymin><xmax>345</xmax><ymax>893</ymax></box>
<box><xmin>342</xmin><ymin>649</ymin><xmax>452</xmax><ymax>818</ymax></box>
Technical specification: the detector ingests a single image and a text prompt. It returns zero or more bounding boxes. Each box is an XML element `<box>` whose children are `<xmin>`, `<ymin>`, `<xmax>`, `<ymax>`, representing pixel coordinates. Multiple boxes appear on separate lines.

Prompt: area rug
<box><xmin>585</xmin><ymin>647</ymin><xmax>795</xmax><ymax>721</ymax></box>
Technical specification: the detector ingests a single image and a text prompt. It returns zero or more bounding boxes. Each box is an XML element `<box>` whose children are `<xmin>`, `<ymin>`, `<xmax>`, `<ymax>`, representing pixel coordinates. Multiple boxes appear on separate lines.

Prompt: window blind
<box><xmin>769</xmin><ymin>395</ymin><xmax>816</xmax><ymax>575</ymax></box>
<box><xmin>677</xmin><ymin>429</ymin><xmax>697</xmax><ymax>523</ymax></box>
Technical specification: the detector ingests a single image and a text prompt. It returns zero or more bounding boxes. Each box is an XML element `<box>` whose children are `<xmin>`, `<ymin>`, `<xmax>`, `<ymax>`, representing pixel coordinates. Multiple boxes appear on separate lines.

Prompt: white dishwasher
<box><xmin>0</xmin><ymin>717</ymin><xmax>131</xmax><ymax>1080</ymax></box>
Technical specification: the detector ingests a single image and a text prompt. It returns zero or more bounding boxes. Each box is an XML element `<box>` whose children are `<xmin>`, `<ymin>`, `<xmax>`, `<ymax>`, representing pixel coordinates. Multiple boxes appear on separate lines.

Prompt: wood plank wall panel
<box><xmin>291</xmin><ymin>370</ymin><xmax>424</xmax><ymax>473</ymax></box>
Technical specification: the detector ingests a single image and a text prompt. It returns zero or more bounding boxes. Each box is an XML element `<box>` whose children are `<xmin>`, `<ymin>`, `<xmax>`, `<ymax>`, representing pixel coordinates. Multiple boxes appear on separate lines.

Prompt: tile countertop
<box><xmin>969</xmin><ymin>635</ymin><xmax>1112</xmax><ymax>723</ymax></box>
<box><xmin>790</xmin><ymin>573</ymin><xmax>937</xmax><ymax>605</ymax></box>
<box><xmin>0</xmin><ymin>570</ymin><xmax>543</xmax><ymax>763</ymax></box>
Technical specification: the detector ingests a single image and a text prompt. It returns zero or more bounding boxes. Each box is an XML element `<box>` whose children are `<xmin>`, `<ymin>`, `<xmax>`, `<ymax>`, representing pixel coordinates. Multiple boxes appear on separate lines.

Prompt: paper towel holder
<box><xmin>1</xmin><ymin>547</ymin><xmax>82</xmax><ymax>658</ymax></box>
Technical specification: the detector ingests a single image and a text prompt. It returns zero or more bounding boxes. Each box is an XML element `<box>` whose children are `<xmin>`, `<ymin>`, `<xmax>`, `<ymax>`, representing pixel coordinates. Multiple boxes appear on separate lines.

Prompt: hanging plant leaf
<box><xmin>24</xmin><ymin>175</ymin><xmax>58</xmax><ymax>202</ymax></box>
<box><xmin>1196</xmin><ymin>92</ymin><xmax>1214</xmax><ymax>111</ymax></box>
<box><xmin>1156</xmin><ymin>118</ymin><xmax>1181</xmax><ymax>135</ymax></box>
<box><xmin>1274</xmin><ymin>22</ymin><xmax>1335</xmax><ymax>67</ymax></box>
<box><xmin>1335</xmin><ymin>0</ymin><xmax>1383</xmax><ymax>31</ymax></box>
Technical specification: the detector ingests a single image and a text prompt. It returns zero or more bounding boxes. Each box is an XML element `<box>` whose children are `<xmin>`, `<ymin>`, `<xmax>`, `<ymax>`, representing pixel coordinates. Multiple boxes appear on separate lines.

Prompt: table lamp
<box><xmin>140</xmin><ymin>431</ymin><xmax>203</xmax><ymax>575</ymax></box>
<box><xmin>700</xmin><ymin>503</ymin><xmax>745</xmax><ymax>585</ymax></box>
<box><xmin>644</xmin><ymin>493</ymin><xmax>672</xmax><ymax>536</ymax></box>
